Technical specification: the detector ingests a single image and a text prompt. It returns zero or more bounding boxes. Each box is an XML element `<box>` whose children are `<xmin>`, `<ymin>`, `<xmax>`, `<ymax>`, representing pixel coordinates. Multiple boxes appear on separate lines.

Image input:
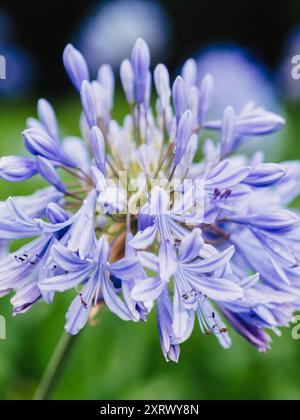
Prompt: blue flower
<box><xmin>157</xmin><ymin>289</ymin><xmax>181</xmax><ymax>363</ymax></box>
<box><xmin>131</xmin><ymin>37</ymin><xmax>151</xmax><ymax>105</ymax></box>
<box><xmin>132</xmin><ymin>229</ymin><xmax>241</xmax><ymax>342</ymax></box>
<box><xmin>0</xmin><ymin>155</ymin><xmax>38</xmax><ymax>182</ymax></box>
<box><xmin>63</xmin><ymin>44</ymin><xmax>90</xmax><ymax>91</ymax></box>
<box><xmin>0</xmin><ymin>200</ymin><xmax>72</xmax><ymax>313</ymax></box>
<box><xmin>39</xmin><ymin>236</ymin><xmax>144</xmax><ymax>334</ymax></box>
<box><xmin>23</xmin><ymin>128</ymin><xmax>77</xmax><ymax>168</ymax></box>
<box><xmin>204</xmin><ymin>104</ymin><xmax>285</xmax><ymax>158</ymax></box>
<box><xmin>0</xmin><ymin>37</ymin><xmax>299</xmax><ymax>362</ymax></box>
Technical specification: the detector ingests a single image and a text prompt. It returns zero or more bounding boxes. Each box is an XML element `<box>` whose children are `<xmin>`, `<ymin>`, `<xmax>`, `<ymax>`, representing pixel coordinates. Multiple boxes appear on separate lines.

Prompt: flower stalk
<box><xmin>34</xmin><ymin>332</ymin><xmax>79</xmax><ymax>401</ymax></box>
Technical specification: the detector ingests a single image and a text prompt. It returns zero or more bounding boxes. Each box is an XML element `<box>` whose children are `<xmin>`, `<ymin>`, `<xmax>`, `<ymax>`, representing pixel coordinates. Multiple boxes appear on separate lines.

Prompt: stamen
<box><xmin>14</xmin><ymin>252</ymin><xmax>40</xmax><ymax>266</ymax></box>
<box><xmin>175</xmin><ymin>239</ymin><xmax>182</xmax><ymax>248</ymax></box>
<box><xmin>79</xmin><ymin>293</ymin><xmax>88</xmax><ymax>308</ymax></box>
<box><xmin>214</xmin><ymin>188</ymin><xmax>221</xmax><ymax>199</ymax></box>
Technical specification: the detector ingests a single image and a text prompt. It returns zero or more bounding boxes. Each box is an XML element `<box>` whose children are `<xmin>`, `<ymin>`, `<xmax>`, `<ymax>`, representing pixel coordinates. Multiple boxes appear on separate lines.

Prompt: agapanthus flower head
<box><xmin>0</xmin><ymin>37</ymin><xmax>299</xmax><ymax>363</ymax></box>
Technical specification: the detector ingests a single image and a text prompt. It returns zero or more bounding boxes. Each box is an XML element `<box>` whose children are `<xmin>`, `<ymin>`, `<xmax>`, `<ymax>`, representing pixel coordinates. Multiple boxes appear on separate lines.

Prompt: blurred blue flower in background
<box><xmin>196</xmin><ymin>46</ymin><xmax>278</xmax><ymax>117</ymax></box>
<box><xmin>195</xmin><ymin>45</ymin><xmax>283</xmax><ymax>159</ymax></box>
<box><xmin>77</xmin><ymin>0</ymin><xmax>172</xmax><ymax>73</ymax></box>
<box><xmin>0</xmin><ymin>47</ymin><xmax>34</xmax><ymax>98</ymax></box>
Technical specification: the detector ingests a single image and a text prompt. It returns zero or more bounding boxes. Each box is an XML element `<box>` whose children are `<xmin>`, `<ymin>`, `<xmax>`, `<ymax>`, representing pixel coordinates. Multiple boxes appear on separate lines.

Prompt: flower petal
<box><xmin>11</xmin><ymin>282</ymin><xmax>41</xmax><ymax>315</ymax></box>
<box><xmin>172</xmin><ymin>281</ymin><xmax>189</xmax><ymax>339</ymax></box>
<box><xmin>39</xmin><ymin>267</ymin><xmax>92</xmax><ymax>292</ymax></box>
<box><xmin>185</xmin><ymin>271</ymin><xmax>243</xmax><ymax>302</ymax></box>
<box><xmin>109</xmin><ymin>257</ymin><xmax>144</xmax><ymax>281</ymax></box>
<box><xmin>205</xmin><ymin>160</ymin><xmax>250</xmax><ymax>190</ymax></box>
<box><xmin>222</xmin><ymin>308</ymin><xmax>272</xmax><ymax>352</ymax></box>
<box><xmin>138</xmin><ymin>251</ymin><xmax>159</xmax><ymax>272</ymax></box>
<box><xmin>68</xmin><ymin>189</ymin><xmax>97</xmax><ymax>259</ymax></box>
<box><xmin>101</xmin><ymin>270</ymin><xmax>133</xmax><ymax>321</ymax></box>
<box><xmin>243</xmin><ymin>163</ymin><xmax>287</xmax><ymax>187</ymax></box>
<box><xmin>159</xmin><ymin>241</ymin><xmax>178</xmax><ymax>282</ymax></box>
<box><xmin>0</xmin><ymin>156</ymin><xmax>37</xmax><ymax>182</ymax></box>
<box><xmin>178</xmin><ymin>228</ymin><xmax>203</xmax><ymax>263</ymax></box>
<box><xmin>132</xmin><ymin>277</ymin><xmax>165</xmax><ymax>302</ymax></box>
<box><xmin>50</xmin><ymin>243</ymin><xmax>90</xmax><ymax>272</ymax></box>
<box><xmin>65</xmin><ymin>277</ymin><xmax>97</xmax><ymax>335</ymax></box>
<box><xmin>129</xmin><ymin>222</ymin><xmax>157</xmax><ymax>250</ymax></box>
<box><xmin>186</xmin><ymin>246</ymin><xmax>235</xmax><ymax>273</ymax></box>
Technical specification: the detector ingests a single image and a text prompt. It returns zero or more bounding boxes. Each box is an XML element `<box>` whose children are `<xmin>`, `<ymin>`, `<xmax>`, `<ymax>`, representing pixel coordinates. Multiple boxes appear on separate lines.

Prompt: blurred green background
<box><xmin>0</xmin><ymin>96</ymin><xmax>300</xmax><ymax>400</ymax></box>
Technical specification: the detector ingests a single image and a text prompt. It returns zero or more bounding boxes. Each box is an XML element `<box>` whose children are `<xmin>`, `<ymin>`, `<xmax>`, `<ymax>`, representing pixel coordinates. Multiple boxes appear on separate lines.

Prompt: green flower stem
<box><xmin>34</xmin><ymin>332</ymin><xmax>80</xmax><ymax>400</ymax></box>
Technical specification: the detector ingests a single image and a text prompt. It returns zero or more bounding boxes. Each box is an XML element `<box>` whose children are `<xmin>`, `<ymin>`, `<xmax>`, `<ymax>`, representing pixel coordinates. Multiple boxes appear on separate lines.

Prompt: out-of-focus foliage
<box><xmin>0</xmin><ymin>97</ymin><xmax>300</xmax><ymax>400</ymax></box>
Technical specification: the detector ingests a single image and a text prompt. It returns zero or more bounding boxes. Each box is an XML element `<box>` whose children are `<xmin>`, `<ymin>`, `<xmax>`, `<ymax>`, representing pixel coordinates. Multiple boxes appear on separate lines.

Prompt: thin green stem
<box><xmin>76</xmin><ymin>167</ymin><xmax>92</xmax><ymax>183</ymax></box>
<box><xmin>34</xmin><ymin>332</ymin><xmax>79</xmax><ymax>401</ymax></box>
<box><xmin>154</xmin><ymin>142</ymin><xmax>173</xmax><ymax>179</ymax></box>
<box><xmin>106</xmin><ymin>156</ymin><xmax>119</xmax><ymax>178</ymax></box>
<box><xmin>136</xmin><ymin>104</ymin><xmax>145</xmax><ymax>145</ymax></box>
<box><xmin>61</xmin><ymin>165</ymin><xmax>87</xmax><ymax>182</ymax></box>
<box><xmin>65</xmin><ymin>191</ymin><xmax>83</xmax><ymax>202</ymax></box>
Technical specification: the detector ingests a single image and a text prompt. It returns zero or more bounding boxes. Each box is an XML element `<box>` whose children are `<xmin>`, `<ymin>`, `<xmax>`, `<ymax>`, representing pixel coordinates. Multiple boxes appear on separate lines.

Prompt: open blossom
<box><xmin>0</xmin><ymin>37</ymin><xmax>299</xmax><ymax>363</ymax></box>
